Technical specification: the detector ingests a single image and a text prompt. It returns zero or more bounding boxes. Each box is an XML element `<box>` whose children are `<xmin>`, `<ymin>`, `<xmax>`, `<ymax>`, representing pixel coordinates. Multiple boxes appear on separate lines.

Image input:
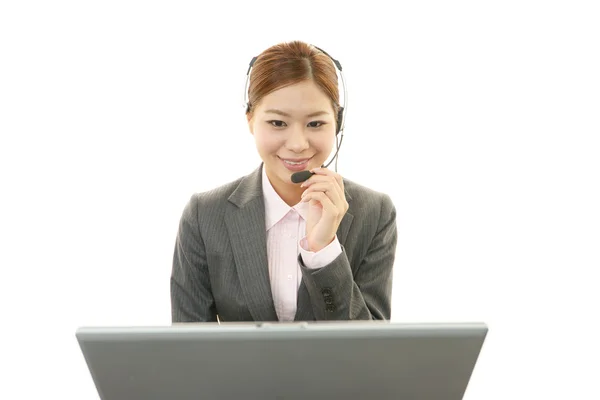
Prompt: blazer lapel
<box><xmin>336</xmin><ymin>202</ymin><xmax>354</xmax><ymax>245</ymax></box>
<box><xmin>225</xmin><ymin>164</ymin><xmax>279</xmax><ymax>322</ymax></box>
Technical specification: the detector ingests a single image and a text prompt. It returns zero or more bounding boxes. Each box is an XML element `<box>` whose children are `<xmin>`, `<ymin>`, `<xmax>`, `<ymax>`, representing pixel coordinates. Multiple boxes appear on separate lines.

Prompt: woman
<box><xmin>171</xmin><ymin>40</ymin><xmax>397</xmax><ymax>322</ymax></box>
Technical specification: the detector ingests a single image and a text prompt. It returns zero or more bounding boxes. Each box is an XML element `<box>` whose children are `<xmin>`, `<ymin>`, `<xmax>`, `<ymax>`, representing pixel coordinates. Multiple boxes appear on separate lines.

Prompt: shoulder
<box><xmin>180</xmin><ymin>163</ymin><xmax>264</xmax><ymax>223</ymax></box>
<box><xmin>341</xmin><ymin>178</ymin><xmax>397</xmax><ymax>250</ymax></box>
<box><xmin>342</xmin><ymin>177</ymin><xmax>397</xmax><ymax>225</ymax></box>
<box><xmin>182</xmin><ymin>174</ymin><xmax>246</xmax><ymax>218</ymax></box>
<box><xmin>187</xmin><ymin>177</ymin><xmax>243</xmax><ymax>206</ymax></box>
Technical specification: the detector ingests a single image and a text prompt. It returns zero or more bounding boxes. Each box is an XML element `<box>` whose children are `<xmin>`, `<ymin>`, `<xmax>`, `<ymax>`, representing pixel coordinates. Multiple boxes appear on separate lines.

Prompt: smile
<box><xmin>279</xmin><ymin>157</ymin><xmax>312</xmax><ymax>171</ymax></box>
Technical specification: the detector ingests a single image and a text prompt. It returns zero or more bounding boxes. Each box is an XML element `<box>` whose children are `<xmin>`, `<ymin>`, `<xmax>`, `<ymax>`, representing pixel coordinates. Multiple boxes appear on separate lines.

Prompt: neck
<box><xmin>279</xmin><ymin>187</ymin><xmax>303</xmax><ymax>207</ymax></box>
<box><xmin>265</xmin><ymin>169</ymin><xmax>303</xmax><ymax>207</ymax></box>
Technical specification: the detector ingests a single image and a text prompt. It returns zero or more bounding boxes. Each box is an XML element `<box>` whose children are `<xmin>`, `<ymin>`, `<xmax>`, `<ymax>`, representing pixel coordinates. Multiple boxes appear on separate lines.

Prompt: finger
<box><xmin>301</xmin><ymin>191</ymin><xmax>340</xmax><ymax>218</ymax></box>
<box><xmin>302</xmin><ymin>182</ymin><xmax>343</xmax><ymax>206</ymax></box>
<box><xmin>302</xmin><ymin>173</ymin><xmax>344</xmax><ymax>198</ymax></box>
<box><xmin>310</xmin><ymin>167</ymin><xmax>344</xmax><ymax>191</ymax></box>
<box><xmin>302</xmin><ymin>176</ymin><xmax>344</xmax><ymax>203</ymax></box>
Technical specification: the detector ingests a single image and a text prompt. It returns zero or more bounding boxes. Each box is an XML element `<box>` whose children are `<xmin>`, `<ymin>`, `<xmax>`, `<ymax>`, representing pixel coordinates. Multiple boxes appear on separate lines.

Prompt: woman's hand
<box><xmin>300</xmin><ymin>167</ymin><xmax>349</xmax><ymax>252</ymax></box>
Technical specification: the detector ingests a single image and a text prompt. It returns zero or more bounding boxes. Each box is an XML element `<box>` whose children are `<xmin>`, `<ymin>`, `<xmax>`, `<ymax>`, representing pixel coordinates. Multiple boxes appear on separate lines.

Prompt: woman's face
<box><xmin>248</xmin><ymin>80</ymin><xmax>336</xmax><ymax>200</ymax></box>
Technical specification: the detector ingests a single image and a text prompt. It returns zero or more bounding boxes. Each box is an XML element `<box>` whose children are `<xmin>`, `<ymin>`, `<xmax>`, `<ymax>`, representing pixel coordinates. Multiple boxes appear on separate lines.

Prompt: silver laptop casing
<box><xmin>76</xmin><ymin>321</ymin><xmax>487</xmax><ymax>400</ymax></box>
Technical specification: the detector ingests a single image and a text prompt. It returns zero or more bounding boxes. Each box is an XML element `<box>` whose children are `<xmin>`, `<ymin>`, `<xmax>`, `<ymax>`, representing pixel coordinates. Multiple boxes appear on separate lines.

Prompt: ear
<box><xmin>247</xmin><ymin>113</ymin><xmax>254</xmax><ymax>134</ymax></box>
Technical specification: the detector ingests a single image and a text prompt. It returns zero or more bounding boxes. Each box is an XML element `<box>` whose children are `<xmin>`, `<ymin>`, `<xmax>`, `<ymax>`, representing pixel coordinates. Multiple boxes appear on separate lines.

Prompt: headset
<box><xmin>243</xmin><ymin>45</ymin><xmax>347</xmax><ymax>180</ymax></box>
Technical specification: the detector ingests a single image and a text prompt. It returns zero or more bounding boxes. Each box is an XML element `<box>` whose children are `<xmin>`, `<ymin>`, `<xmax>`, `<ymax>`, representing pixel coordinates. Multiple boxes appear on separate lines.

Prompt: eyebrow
<box><xmin>264</xmin><ymin>109</ymin><xmax>330</xmax><ymax>118</ymax></box>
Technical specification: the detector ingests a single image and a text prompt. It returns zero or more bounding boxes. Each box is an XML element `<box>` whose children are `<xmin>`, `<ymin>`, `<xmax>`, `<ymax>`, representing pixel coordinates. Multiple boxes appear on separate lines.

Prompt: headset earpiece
<box><xmin>336</xmin><ymin>106</ymin><xmax>344</xmax><ymax>135</ymax></box>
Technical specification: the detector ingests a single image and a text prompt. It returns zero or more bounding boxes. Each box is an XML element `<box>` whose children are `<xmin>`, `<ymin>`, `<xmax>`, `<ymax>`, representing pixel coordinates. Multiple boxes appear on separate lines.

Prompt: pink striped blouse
<box><xmin>261</xmin><ymin>166</ymin><xmax>342</xmax><ymax>321</ymax></box>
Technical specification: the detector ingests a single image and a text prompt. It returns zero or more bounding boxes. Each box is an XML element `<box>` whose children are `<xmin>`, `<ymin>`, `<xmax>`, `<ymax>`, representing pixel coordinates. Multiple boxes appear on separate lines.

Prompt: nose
<box><xmin>285</xmin><ymin>125</ymin><xmax>310</xmax><ymax>153</ymax></box>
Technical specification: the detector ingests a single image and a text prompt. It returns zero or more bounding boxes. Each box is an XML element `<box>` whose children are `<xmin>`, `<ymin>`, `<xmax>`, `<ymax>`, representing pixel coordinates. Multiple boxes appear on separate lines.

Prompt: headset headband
<box><xmin>243</xmin><ymin>45</ymin><xmax>347</xmax><ymax>134</ymax></box>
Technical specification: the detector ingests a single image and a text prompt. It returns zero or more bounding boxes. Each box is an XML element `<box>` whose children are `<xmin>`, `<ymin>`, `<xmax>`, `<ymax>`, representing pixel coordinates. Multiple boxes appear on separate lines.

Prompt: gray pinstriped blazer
<box><xmin>170</xmin><ymin>163</ymin><xmax>397</xmax><ymax>322</ymax></box>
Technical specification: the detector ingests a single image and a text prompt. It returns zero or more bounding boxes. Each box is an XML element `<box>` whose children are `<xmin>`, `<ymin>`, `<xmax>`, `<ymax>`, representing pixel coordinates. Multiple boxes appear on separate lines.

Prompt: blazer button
<box><xmin>325</xmin><ymin>297</ymin><xmax>334</xmax><ymax>305</ymax></box>
<box><xmin>326</xmin><ymin>304</ymin><xmax>336</xmax><ymax>313</ymax></box>
<box><xmin>322</xmin><ymin>288</ymin><xmax>332</xmax><ymax>297</ymax></box>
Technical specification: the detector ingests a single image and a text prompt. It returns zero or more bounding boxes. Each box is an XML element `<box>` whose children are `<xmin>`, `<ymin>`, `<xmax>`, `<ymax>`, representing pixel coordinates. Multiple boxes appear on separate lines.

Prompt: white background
<box><xmin>1</xmin><ymin>1</ymin><xmax>599</xmax><ymax>399</ymax></box>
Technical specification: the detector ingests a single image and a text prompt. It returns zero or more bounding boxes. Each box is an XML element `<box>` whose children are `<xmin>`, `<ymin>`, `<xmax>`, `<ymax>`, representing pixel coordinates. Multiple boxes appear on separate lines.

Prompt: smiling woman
<box><xmin>170</xmin><ymin>40</ymin><xmax>398</xmax><ymax>323</ymax></box>
<box><xmin>249</xmin><ymin>79</ymin><xmax>337</xmax><ymax>206</ymax></box>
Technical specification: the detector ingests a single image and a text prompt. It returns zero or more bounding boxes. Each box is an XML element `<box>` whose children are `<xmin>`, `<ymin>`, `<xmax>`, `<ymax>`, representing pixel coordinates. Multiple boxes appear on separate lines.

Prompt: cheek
<box><xmin>254</xmin><ymin>130</ymin><xmax>283</xmax><ymax>154</ymax></box>
<box><xmin>314</xmin><ymin>132</ymin><xmax>336</xmax><ymax>152</ymax></box>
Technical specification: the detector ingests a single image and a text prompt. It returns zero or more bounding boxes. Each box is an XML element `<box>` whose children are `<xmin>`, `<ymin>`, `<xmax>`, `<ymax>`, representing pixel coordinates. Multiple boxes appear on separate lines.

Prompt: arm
<box><xmin>298</xmin><ymin>194</ymin><xmax>397</xmax><ymax>320</ymax></box>
<box><xmin>170</xmin><ymin>194</ymin><xmax>217</xmax><ymax>322</ymax></box>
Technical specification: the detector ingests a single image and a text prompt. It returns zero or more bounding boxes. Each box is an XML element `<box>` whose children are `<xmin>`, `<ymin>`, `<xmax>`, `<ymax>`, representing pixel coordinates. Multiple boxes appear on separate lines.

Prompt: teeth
<box><xmin>283</xmin><ymin>160</ymin><xmax>306</xmax><ymax>165</ymax></box>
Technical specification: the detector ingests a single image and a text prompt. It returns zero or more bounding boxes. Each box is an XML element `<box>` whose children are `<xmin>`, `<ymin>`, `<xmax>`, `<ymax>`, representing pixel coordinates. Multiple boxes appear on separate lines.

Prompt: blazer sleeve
<box><xmin>170</xmin><ymin>194</ymin><xmax>217</xmax><ymax>322</ymax></box>
<box><xmin>297</xmin><ymin>193</ymin><xmax>397</xmax><ymax>320</ymax></box>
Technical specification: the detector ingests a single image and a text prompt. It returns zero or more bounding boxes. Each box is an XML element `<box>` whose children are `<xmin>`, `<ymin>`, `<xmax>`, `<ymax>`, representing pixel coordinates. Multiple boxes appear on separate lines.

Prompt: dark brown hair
<box><xmin>246</xmin><ymin>41</ymin><xmax>340</xmax><ymax>120</ymax></box>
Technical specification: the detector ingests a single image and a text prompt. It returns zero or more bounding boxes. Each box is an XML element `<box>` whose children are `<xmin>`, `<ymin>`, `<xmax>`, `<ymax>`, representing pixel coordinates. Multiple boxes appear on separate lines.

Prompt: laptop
<box><xmin>76</xmin><ymin>321</ymin><xmax>487</xmax><ymax>400</ymax></box>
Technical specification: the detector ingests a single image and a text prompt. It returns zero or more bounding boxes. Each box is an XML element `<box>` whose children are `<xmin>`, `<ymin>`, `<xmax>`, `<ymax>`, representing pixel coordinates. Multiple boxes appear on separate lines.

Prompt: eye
<box><xmin>267</xmin><ymin>120</ymin><xmax>286</xmax><ymax>128</ymax></box>
<box><xmin>308</xmin><ymin>121</ymin><xmax>326</xmax><ymax>128</ymax></box>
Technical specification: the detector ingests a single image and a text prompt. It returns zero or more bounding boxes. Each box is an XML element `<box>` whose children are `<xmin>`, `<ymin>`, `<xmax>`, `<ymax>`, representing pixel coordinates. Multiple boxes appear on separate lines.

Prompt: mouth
<box><xmin>278</xmin><ymin>156</ymin><xmax>313</xmax><ymax>172</ymax></box>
